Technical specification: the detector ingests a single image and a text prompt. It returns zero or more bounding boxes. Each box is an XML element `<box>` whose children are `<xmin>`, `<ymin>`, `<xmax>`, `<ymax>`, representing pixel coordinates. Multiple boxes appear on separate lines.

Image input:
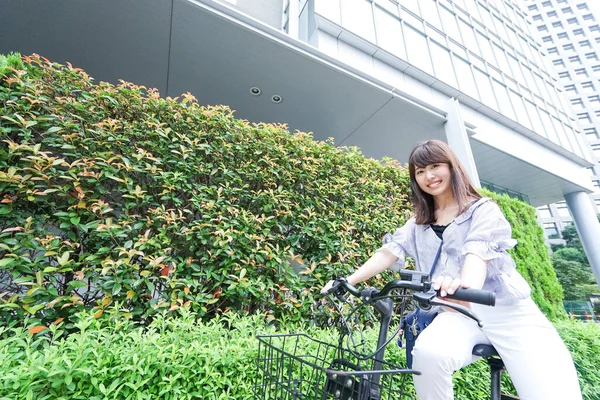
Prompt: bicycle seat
<box><xmin>472</xmin><ymin>344</ymin><xmax>500</xmax><ymax>358</ymax></box>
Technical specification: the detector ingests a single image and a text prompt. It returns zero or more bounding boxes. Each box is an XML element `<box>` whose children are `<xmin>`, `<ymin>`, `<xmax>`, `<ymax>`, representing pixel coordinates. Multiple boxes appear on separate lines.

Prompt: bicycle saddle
<box><xmin>472</xmin><ymin>344</ymin><xmax>500</xmax><ymax>358</ymax></box>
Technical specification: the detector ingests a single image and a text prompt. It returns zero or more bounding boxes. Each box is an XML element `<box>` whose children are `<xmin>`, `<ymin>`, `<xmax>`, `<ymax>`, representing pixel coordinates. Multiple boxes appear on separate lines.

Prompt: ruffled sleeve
<box><xmin>459</xmin><ymin>201</ymin><xmax>517</xmax><ymax>276</ymax></box>
<box><xmin>378</xmin><ymin>217</ymin><xmax>416</xmax><ymax>272</ymax></box>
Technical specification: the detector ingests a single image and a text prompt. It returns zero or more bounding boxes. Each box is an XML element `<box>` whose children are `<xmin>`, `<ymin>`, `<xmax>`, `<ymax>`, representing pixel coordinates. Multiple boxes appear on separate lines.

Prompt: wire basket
<box><xmin>254</xmin><ymin>333</ymin><xmax>417</xmax><ymax>400</ymax></box>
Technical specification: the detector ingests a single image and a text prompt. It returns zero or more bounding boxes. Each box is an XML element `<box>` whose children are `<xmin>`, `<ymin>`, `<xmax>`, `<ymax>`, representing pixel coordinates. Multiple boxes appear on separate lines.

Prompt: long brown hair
<box><xmin>408</xmin><ymin>140</ymin><xmax>481</xmax><ymax>225</ymax></box>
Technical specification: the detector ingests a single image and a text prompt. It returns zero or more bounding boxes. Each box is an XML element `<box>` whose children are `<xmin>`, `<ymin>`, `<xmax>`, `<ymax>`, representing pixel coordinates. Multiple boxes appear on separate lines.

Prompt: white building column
<box><xmin>564</xmin><ymin>191</ymin><xmax>600</xmax><ymax>287</ymax></box>
<box><xmin>442</xmin><ymin>98</ymin><xmax>481</xmax><ymax>188</ymax></box>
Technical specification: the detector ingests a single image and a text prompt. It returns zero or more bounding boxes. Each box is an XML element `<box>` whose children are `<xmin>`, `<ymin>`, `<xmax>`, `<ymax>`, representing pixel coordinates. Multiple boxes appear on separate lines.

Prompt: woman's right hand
<box><xmin>320</xmin><ymin>279</ymin><xmax>336</xmax><ymax>295</ymax></box>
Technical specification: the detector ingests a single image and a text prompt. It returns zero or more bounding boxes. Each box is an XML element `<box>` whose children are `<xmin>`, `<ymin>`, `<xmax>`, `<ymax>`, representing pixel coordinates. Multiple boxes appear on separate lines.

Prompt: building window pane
<box><xmin>404</xmin><ymin>24</ymin><xmax>434</xmax><ymax>75</ymax></box>
<box><xmin>430</xmin><ymin>41</ymin><xmax>458</xmax><ymax>87</ymax></box>
<box><xmin>453</xmin><ymin>55</ymin><xmax>479</xmax><ymax>100</ymax></box>
<box><xmin>537</xmin><ymin>206</ymin><xmax>552</xmax><ymax>218</ymax></box>
<box><xmin>374</xmin><ymin>7</ymin><xmax>407</xmax><ymax>60</ymax></box>
<box><xmin>340</xmin><ymin>0</ymin><xmax>376</xmax><ymax>42</ymax></box>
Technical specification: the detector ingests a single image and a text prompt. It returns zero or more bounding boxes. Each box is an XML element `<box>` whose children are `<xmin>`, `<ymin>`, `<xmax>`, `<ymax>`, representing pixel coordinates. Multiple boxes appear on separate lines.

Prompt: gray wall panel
<box><xmin>0</xmin><ymin>0</ymin><xmax>172</xmax><ymax>93</ymax></box>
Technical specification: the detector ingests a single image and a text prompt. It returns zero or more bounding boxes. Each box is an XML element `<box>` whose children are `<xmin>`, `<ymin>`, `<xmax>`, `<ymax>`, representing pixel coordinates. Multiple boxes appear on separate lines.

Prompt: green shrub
<box><xmin>483</xmin><ymin>190</ymin><xmax>566</xmax><ymax>319</ymax></box>
<box><xmin>1</xmin><ymin>312</ymin><xmax>597</xmax><ymax>399</ymax></box>
<box><xmin>0</xmin><ymin>52</ymin><xmax>24</xmax><ymax>77</ymax></box>
<box><xmin>0</xmin><ymin>54</ymin><xmax>411</xmax><ymax>329</ymax></box>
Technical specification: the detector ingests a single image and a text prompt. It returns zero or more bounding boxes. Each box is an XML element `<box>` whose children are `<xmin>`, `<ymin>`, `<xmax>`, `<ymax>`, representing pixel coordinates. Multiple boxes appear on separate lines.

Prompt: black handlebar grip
<box><xmin>445</xmin><ymin>288</ymin><xmax>496</xmax><ymax>306</ymax></box>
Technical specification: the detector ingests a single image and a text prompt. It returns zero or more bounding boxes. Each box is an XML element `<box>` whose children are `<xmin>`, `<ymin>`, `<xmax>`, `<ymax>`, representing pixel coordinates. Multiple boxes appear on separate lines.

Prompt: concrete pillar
<box><xmin>564</xmin><ymin>191</ymin><xmax>600</xmax><ymax>287</ymax></box>
<box><xmin>442</xmin><ymin>98</ymin><xmax>481</xmax><ymax>188</ymax></box>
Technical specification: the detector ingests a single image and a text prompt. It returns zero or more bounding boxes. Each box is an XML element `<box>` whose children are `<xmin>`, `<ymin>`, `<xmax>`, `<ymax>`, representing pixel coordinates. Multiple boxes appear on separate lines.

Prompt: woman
<box><xmin>321</xmin><ymin>140</ymin><xmax>581</xmax><ymax>400</ymax></box>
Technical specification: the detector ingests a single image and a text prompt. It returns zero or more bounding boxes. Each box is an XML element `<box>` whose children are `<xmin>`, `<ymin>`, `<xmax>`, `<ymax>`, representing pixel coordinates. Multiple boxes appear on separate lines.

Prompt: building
<box><xmin>1</xmin><ymin>0</ymin><xmax>600</xmax><ymax>285</ymax></box>
<box><xmin>525</xmin><ymin>0</ymin><xmax>600</xmax><ymax>243</ymax></box>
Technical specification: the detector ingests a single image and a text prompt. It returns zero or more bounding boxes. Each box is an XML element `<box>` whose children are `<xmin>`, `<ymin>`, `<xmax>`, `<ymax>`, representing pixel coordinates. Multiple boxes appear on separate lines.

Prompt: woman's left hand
<box><xmin>432</xmin><ymin>275</ymin><xmax>471</xmax><ymax>310</ymax></box>
<box><xmin>432</xmin><ymin>275</ymin><xmax>464</xmax><ymax>297</ymax></box>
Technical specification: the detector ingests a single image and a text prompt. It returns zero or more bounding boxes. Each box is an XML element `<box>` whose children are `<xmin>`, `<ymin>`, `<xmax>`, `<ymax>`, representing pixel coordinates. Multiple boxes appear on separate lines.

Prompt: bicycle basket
<box><xmin>254</xmin><ymin>333</ymin><xmax>417</xmax><ymax>400</ymax></box>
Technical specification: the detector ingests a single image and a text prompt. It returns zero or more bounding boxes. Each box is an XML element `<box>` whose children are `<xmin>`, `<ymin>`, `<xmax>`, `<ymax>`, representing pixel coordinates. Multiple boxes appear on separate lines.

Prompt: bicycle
<box><xmin>254</xmin><ymin>269</ymin><xmax>519</xmax><ymax>399</ymax></box>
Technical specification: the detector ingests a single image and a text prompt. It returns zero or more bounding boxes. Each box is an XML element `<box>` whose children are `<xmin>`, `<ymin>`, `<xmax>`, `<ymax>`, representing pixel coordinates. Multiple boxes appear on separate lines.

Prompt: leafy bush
<box><xmin>1</xmin><ymin>312</ymin><xmax>598</xmax><ymax>399</ymax></box>
<box><xmin>0</xmin><ymin>54</ymin><xmax>411</xmax><ymax>329</ymax></box>
<box><xmin>484</xmin><ymin>190</ymin><xmax>566</xmax><ymax>319</ymax></box>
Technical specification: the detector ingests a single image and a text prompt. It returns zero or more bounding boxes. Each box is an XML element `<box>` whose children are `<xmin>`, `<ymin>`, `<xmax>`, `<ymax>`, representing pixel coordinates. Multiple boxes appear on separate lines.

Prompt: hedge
<box><xmin>0</xmin><ymin>53</ymin><xmax>411</xmax><ymax>329</ymax></box>
<box><xmin>1</xmin><ymin>312</ymin><xmax>598</xmax><ymax>399</ymax></box>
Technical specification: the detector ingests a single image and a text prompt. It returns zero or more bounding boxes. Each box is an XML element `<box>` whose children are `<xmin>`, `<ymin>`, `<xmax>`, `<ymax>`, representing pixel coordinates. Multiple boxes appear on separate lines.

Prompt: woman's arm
<box><xmin>347</xmin><ymin>248</ymin><xmax>399</xmax><ymax>285</ymax></box>
<box><xmin>320</xmin><ymin>248</ymin><xmax>398</xmax><ymax>293</ymax></box>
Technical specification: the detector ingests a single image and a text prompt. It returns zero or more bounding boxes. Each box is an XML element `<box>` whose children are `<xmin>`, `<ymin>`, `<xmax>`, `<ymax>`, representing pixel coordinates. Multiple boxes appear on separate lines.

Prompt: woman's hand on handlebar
<box><xmin>432</xmin><ymin>275</ymin><xmax>471</xmax><ymax>310</ymax></box>
<box><xmin>321</xmin><ymin>279</ymin><xmax>336</xmax><ymax>295</ymax></box>
<box><xmin>432</xmin><ymin>275</ymin><xmax>465</xmax><ymax>297</ymax></box>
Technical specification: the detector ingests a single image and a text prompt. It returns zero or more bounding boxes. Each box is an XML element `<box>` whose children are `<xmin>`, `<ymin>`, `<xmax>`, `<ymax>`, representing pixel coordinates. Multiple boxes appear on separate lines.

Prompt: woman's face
<box><xmin>414</xmin><ymin>163</ymin><xmax>452</xmax><ymax>198</ymax></box>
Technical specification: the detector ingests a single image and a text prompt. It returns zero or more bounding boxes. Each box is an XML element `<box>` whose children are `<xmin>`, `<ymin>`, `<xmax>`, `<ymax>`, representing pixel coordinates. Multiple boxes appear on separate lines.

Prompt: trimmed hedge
<box><xmin>1</xmin><ymin>312</ymin><xmax>598</xmax><ymax>399</ymax></box>
<box><xmin>0</xmin><ymin>54</ymin><xmax>411</xmax><ymax>329</ymax></box>
<box><xmin>484</xmin><ymin>190</ymin><xmax>565</xmax><ymax>319</ymax></box>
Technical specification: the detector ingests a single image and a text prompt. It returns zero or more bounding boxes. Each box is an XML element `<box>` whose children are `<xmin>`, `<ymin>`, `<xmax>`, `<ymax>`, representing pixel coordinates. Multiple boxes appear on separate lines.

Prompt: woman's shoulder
<box><xmin>456</xmin><ymin>197</ymin><xmax>503</xmax><ymax>224</ymax></box>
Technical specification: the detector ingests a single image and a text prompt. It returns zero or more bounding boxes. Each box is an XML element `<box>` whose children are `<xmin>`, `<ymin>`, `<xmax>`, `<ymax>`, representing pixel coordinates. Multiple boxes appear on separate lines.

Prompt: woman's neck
<box><xmin>433</xmin><ymin>193</ymin><xmax>458</xmax><ymax>211</ymax></box>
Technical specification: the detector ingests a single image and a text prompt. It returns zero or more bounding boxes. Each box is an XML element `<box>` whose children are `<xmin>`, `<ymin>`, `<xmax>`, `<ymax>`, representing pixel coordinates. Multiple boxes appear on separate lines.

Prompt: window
<box><xmin>537</xmin><ymin>206</ymin><xmax>552</xmax><ymax>218</ymax></box>
<box><xmin>578</xmin><ymin>112</ymin><xmax>592</xmax><ymax>123</ymax></box>
<box><xmin>542</xmin><ymin>1</ymin><xmax>552</xmax><ymax>7</ymax></box>
<box><xmin>537</xmin><ymin>24</ymin><xmax>548</xmax><ymax>32</ymax></box>
<box><xmin>567</xmin><ymin>17</ymin><xmax>579</xmax><ymax>25</ymax></box>
<box><xmin>571</xmin><ymin>98</ymin><xmax>584</xmax><ymax>108</ymax></box>
<box><xmin>569</xmin><ymin>55</ymin><xmax>582</xmax><ymax>64</ymax></box>
<box><xmin>557</xmin><ymin>32</ymin><xmax>569</xmax><ymax>40</ymax></box>
<box><xmin>573</xmin><ymin>28</ymin><xmax>585</xmax><ymax>36</ymax></box>
<box><xmin>552</xmin><ymin>21</ymin><xmax>563</xmax><ymax>29</ymax></box>
<box><xmin>563</xmin><ymin>43</ymin><xmax>575</xmax><ymax>52</ymax></box>
<box><xmin>533</xmin><ymin>14</ymin><xmax>543</xmax><ymax>21</ymax></box>
<box><xmin>589</xmin><ymin>95</ymin><xmax>600</xmax><ymax>103</ymax></box>
<box><xmin>553</xmin><ymin>59</ymin><xmax>565</xmax><ymax>67</ymax></box>
<box><xmin>548</xmin><ymin>46</ymin><xmax>558</xmax><ymax>54</ymax></box>
<box><xmin>575</xmin><ymin>68</ymin><xmax>588</xmax><ymax>76</ymax></box>
<box><xmin>561</xmin><ymin>7</ymin><xmax>573</xmax><ymax>14</ymax></box>
<box><xmin>528</xmin><ymin>4</ymin><xmax>538</xmax><ymax>11</ymax></box>
<box><xmin>596</xmin><ymin>110</ymin><xmax>600</xmax><ymax>117</ymax></box>
<box><xmin>558</xmin><ymin>71</ymin><xmax>570</xmax><ymax>80</ymax></box>
<box><xmin>594</xmin><ymin>181</ymin><xmax>600</xmax><ymax>192</ymax></box>
<box><xmin>592</xmin><ymin>65</ymin><xmax>600</xmax><ymax>72</ymax></box>
<box><xmin>547</xmin><ymin>10</ymin><xmax>558</xmax><ymax>18</ymax></box>
<box><xmin>556</xmin><ymin>202</ymin><xmax>571</xmax><ymax>217</ymax></box>
<box><xmin>579</xmin><ymin>39</ymin><xmax>591</xmax><ymax>48</ymax></box>
<box><xmin>585</xmin><ymin>52</ymin><xmax>599</xmax><ymax>61</ymax></box>
<box><xmin>542</xmin><ymin>35</ymin><xmax>554</xmax><ymax>43</ymax></box>
<box><xmin>583</xmin><ymin>13</ymin><xmax>596</xmax><ymax>22</ymax></box>
<box><xmin>590</xmin><ymin>25</ymin><xmax>600</xmax><ymax>33</ymax></box>
<box><xmin>564</xmin><ymin>84</ymin><xmax>577</xmax><ymax>93</ymax></box>
<box><xmin>592</xmin><ymin>144</ymin><xmax>600</xmax><ymax>158</ymax></box>
<box><xmin>543</xmin><ymin>222</ymin><xmax>559</xmax><ymax>238</ymax></box>
<box><xmin>584</xmin><ymin>127</ymin><xmax>599</xmax><ymax>139</ymax></box>
<box><xmin>582</xmin><ymin>81</ymin><xmax>595</xmax><ymax>93</ymax></box>
<box><xmin>577</xmin><ymin>3</ymin><xmax>589</xmax><ymax>11</ymax></box>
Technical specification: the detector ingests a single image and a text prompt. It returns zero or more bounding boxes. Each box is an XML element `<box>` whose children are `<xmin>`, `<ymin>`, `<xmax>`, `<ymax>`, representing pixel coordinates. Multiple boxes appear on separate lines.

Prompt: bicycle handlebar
<box><xmin>326</xmin><ymin>270</ymin><xmax>496</xmax><ymax>307</ymax></box>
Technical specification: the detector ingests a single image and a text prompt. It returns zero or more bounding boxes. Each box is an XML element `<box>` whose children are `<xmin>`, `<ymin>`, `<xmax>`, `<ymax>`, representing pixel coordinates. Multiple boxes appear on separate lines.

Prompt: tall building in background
<box><xmin>2</xmin><ymin>0</ymin><xmax>600</xmax><ymax>284</ymax></box>
<box><xmin>525</xmin><ymin>0</ymin><xmax>600</xmax><ymax>242</ymax></box>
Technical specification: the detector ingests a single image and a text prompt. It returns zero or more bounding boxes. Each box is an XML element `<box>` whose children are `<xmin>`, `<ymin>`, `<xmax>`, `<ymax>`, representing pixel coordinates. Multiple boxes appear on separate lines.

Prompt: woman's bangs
<box><xmin>409</xmin><ymin>143</ymin><xmax>449</xmax><ymax>168</ymax></box>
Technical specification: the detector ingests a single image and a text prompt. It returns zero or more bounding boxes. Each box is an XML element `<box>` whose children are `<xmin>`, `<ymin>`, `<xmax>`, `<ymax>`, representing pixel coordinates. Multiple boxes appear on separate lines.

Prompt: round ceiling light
<box><xmin>249</xmin><ymin>87</ymin><xmax>261</xmax><ymax>96</ymax></box>
<box><xmin>271</xmin><ymin>94</ymin><xmax>282</xmax><ymax>104</ymax></box>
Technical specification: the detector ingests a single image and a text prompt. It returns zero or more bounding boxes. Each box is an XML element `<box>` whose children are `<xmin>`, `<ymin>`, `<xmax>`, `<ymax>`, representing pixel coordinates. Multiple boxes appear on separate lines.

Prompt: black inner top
<box><xmin>430</xmin><ymin>223</ymin><xmax>448</xmax><ymax>240</ymax></box>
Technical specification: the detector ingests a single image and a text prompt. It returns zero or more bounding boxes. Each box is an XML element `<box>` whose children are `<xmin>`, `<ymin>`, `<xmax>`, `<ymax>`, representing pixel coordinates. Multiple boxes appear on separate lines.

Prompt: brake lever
<box><xmin>413</xmin><ymin>290</ymin><xmax>484</xmax><ymax>327</ymax></box>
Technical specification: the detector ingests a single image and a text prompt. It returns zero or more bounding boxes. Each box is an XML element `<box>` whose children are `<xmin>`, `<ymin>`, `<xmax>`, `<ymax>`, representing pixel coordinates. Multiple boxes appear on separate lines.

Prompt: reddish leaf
<box><xmin>28</xmin><ymin>326</ymin><xmax>47</xmax><ymax>334</ymax></box>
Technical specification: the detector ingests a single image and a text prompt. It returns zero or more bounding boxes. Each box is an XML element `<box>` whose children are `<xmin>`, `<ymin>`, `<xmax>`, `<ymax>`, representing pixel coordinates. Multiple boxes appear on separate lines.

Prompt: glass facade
<box><xmin>527</xmin><ymin>0</ymin><xmax>600</xmax><ymax>239</ymax></box>
<box><xmin>305</xmin><ymin>0</ymin><xmax>589</xmax><ymax>160</ymax></box>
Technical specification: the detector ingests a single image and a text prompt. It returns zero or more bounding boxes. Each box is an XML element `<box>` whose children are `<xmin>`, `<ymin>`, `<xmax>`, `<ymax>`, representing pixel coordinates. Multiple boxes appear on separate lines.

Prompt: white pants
<box><xmin>411</xmin><ymin>297</ymin><xmax>582</xmax><ymax>400</ymax></box>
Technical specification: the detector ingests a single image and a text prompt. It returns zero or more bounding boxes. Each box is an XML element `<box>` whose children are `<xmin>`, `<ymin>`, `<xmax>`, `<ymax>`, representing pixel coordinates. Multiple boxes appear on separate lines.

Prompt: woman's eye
<box><xmin>432</xmin><ymin>164</ymin><xmax>439</xmax><ymax>169</ymax></box>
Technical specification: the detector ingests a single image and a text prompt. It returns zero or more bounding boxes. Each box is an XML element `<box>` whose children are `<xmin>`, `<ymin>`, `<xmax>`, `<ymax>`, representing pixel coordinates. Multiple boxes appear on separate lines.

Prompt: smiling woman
<box><xmin>321</xmin><ymin>140</ymin><xmax>583</xmax><ymax>400</ymax></box>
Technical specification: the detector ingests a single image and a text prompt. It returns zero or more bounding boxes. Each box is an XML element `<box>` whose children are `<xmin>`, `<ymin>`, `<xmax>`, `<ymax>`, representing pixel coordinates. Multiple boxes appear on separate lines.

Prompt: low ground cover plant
<box><xmin>0</xmin><ymin>311</ymin><xmax>598</xmax><ymax>400</ymax></box>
